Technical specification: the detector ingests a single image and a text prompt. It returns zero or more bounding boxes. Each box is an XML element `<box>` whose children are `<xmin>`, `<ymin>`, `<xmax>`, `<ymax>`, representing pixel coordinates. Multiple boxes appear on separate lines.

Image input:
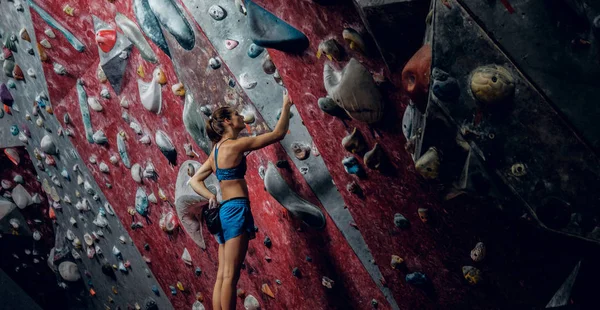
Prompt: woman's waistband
<box><xmin>220</xmin><ymin>197</ymin><xmax>250</xmax><ymax>206</ymax></box>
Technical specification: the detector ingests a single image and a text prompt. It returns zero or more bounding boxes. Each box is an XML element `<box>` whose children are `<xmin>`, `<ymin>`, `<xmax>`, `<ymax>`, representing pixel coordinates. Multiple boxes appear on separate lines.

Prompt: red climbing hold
<box><xmin>95</xmin><ymin>29</ymin><xmax>117</xmax><ymax>53</ymax></box>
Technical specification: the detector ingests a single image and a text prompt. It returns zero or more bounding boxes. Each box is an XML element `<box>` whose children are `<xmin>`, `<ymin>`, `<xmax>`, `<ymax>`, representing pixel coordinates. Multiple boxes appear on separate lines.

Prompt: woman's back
<box><xmin>212</xmin><ymin>140</ymin><xmax>249</xmax><ymax>200</ymax></box>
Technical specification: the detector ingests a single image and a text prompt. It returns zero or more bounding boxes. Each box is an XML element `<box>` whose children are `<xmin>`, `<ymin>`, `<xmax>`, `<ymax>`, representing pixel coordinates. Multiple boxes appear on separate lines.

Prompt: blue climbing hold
<box><xmin>195</xmin><ymin>267</ymin><xmax>202</xmax><ymax>276</ymax></box>
<box><xmin>169</xmin><ymin>285</ymin><xmax>177</xmax><ymax>295</ymax></box>
<box><xmin>394</xmin><ymin>213</ymin><xmax>410</xmax><ymax>228</ymax></box>
<box><xmin>99</xmin><ymin>207</ymin><xmax>106</xmax><ymax>216</ymax></box>
<box><xmin>10</xmin><ymin>125</ymin><xmax>19</xmax><ymax>136</ymax></box>
<box><xmin>406</xmin><ymin>272</ymin><xmax>428</xmax><ymax>286</ymax></box>
<box><xmin>342</xmin><ymin>157</ymin><xmax>363</xmax><ymax>176</ymax></box>
<box><xmin>152</xmin><ymin>285</ymin><xmax>160</xmax><ymax>296</ymax></box>
<box><xmin>246</xmin><ymin>0</ymin><xmax>309</xmax><ymax>53</ymax></box>
<box><xmin>135</xmin><ymin>187</ymin><xmax>149</xmax><ymax>216</ymax></box>
<box><xmin>432</xmin><ymin>68</ymin><xmax>459</xmax><ymax>101</ymax></box>
<box><xmin>247</xmin><ymin>44</ymin><xmax>264</xmax><ymax>58</ymax></box>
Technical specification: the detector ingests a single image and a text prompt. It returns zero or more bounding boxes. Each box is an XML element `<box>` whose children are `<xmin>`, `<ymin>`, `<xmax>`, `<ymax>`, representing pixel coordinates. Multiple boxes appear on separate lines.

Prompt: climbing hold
<box><xmin>401</xmin><ymin>44</ymin><xmax>432</xmax><ymax>108</ymax></box>
<box><xmin>177</xmin><ymin>281</ymin><xmax>185</xmax><ymax>291</ymax></box>
<box><xmin>183</xmin><ymin>94</ymin><xmax>212</xmax><ymax>155</ymax></box>
<box><xmin>115</xmin><ymin>13</ymin><xmax>158</xmax><ymax>63</ymax></box>
<box><xmin>317</xmin><ymin>39</ymin><xmax>342</xmax><ymax>61</ymax></box>
<box><xmin>0</xmin><ymin>84</ymin><xmax>13</xmax><ymax>106</ymax></box>
<box><xmin>342</xmin><ymin>128</ymin><xmax>367</xmax><ymax>154</ymax></box>
<box><xmin>324</xmin><ymin>59</ymin><xmax>383</xmax><ymax>123</ymax></box>
<box><xmin>148</xmin><ymin>193</ymin><xmax>158</xmax><ymax>204</ymax></box>
<box><xmin>261</xmin><ymin>283</ymin><xmax>275</xmax><ymax>298</ymax></box>
<box><xmin>292</xmin><ymin>267</ymin><xmax>301</xmax><ymax>278</ymax></box>
<box><xmin>291</xmin><ymin>142</ymin><xmax>310</xmax><ymax>160</ymax></box>
<box><xmin>225</xmin><ymin>39</ymin><xmax>239</xmax><ymax>50</ymax></box>
<box><xmin>342</xmin><ymin>28</ymin><xmax>366</xmax><ymax>53</ymax></box>
<box><xmin>415</xmin><ymin>147</ymin><xmax>440</xmax><ymax>179</ymax></box>
<box><xmin>406</xmin><ymin>272</ymin><xmax>428</xmax><ymax>286</ymax></box>
<box><xmin>511</xmin><ymin>163</ymin><xmax>526</xmax><ymax>177</ymax></box>
<box><xmin>181</xmin><ymin>248</ymin><xmax>192</xmax><ymax>265</ymax></box>
<box><xmin>244</xmin><ymin>295</ymin><xmax>260</xmax><ymax>310</ymax></box>
<box><xmin>402</xmin><ymin>103</ymin><xmax>415</xmax><ymax>139</ymax></box>
<box><xmin>264</xmin><ymin>236</ymin><xmax>272</xmax><ymax>248</ymax></box>
<box><xmin>417</xmin><ymin>208</ymin><xmax>429</xmax><ymax>223</ymax></box>
<box><xmin>246</xmin><ymin>0</ymin><xmax>309</xmax><ymax>52</ymax></box>
<box><xmin>264</xmin><ymin>162</ymin><xmax>326</xmax><ymax>228</ymax></box>
<box><xmin>154</xmin><ymin>67</ymin><xmax>167</xmax><ymax>85</ymax></box>
<box><xmin>100</xmin><ymin>88</ymin><xmax>110</xmax><ymax>99</ymax></box>
<box><xmin>137</xmin><ymin>64</ymin><xmax>145</xmax><ymax>78</ymax></box>
<box><xmin>262</xmin><ymin>55</ymin><xmax>276</xmax><ymax>74</ymax></box>
<box><xmin>394</xmin><ymin>213</ymin><xmax>409</xmax><ymax>228</ymax></box>
<box><xmin>321</xmin><ymin>276</ymin><xmax>335</xmax><ymax>289</ymax></box>
<box><xmin>317</xmin><ymin>97</ymin><xmax>340</xmax><ymax>115</ymax></box>
<box><xmin>133</xmin><ymin>0</ymin><xmax>171</xmax><ymax>58</ymax></box>
<box><xmin>27</xmin><ymin>68</ymin><xmax>36</xmax><ymax>78</ymax></box>
<box><xmin>120</xmin><ymin>97</ymin><xmax>130</xmax><ymax>109</ymax></box>
<box><xmin>342</xmin><ymin>157</ymin><xmax>364</xmax><ymax>176</ymax></box>
<box><xmin>470</xmin><ymin>242</ymin><xmax>486</xmax><ymax>262</ymax></box>
<box><xmin>58</xmin><ymin>262</ymin><xmax>81</xmax><ymax>282</ymax></box>
<box><xmin>37</xmin><ymin>43</ymin><xmax>48</xmax><ymax>62</ymax></box>
<box><xmin>53</xmin><ymin>63</ymin><xmax>67</xmax><ymax>75</ymax></box>
<box><xmin>96</xmin><ymin>28</ymin><xmax>117</xmax><ymax>53</ymax></box>
<box><xmin>147</xmin><ymin>0</ymin><xmax>196</xmax><ymax>49</ymax></box>
<box><xmin>247</xmin><ymin>44</ymin><xmax>264</xmax><ymax>58</ymax></box>
<box><xmin>209</xmin><ymin>5</ymin><xmax>227</xmax><ymax>20</ymax></box>
<box><xmin>136</xmin><ymin>187</ymin><xmax>149</xmax><ymax>216</ymax></box>
<box><xmin>432</xmin><ymin>68</ymin><xmax>459</xmax><ymax>101</ymax></box>
<box><xmin>40</xmin><ymin>39</ymin><xmax>52</xmax><ymax>49</ymax></box>
<box><xmin>391</xmin><ymin>255</ymin><xmax>404</xmax><ymax>269</ymax></box>
<box><xmin>130</xmin><ymin>121</ymin><xmax>143</xmax><ymax>134</ymax></box>
<box><xmin>13</xmin><ymin>65</ymin><xmax>24</xmax><ymax>80</ymax></box>
<box><xmin>194</xmin><ymin>267</ymin><xmax>202</xmax><ymax>277</ymax></box>
<box><xmin>364</xmin><ymin>143</ymin><xmax>385</xmax><ymax>170</ymax></box>
<box><xmin>92</xmin><ymin>130</ymin><xmax>108</xmax><ymax>144</ymax></box>
<box><xmin>63</xmin><ymin>4</ymin><xmax>75</xmax><ymax>16</ymax></box>
<box><xmin>138</xmin><ymin>77</ymin><xmax>162</xmax><ymax>113</ymax></box>
<box><xmin>86</xmin><ymin>97</ymin><xmax>103</xmax><ymax>112</ymax></box>
<box><xmin>470</xmin><ymin>65</ymin><xmax>515</xmax><ymax>106</ymax></box>
<box><xmin>371</xmin><ymin>299</ymin><xmax>379</xmax><ymax>308</ymax></box>
<box><xmin>41</xmin><ymin>135</ymin><xmax>58</xmax><ymax>155</ymax></box>
<box><xmin>117</xmin><ymin>132</ymin><xmax>132</xmax><ymax>168</ymax></box>
<box><xmin>239</xmin><ymin>73</ymin><xmax>257</xmax><ymax>89</ymax></box>
<box><xmin>139</xmin><ymin>134</ymin><xmax>151</xmax><ymax>145</ymax></box>
<box><xmin>208</xmin><ymin>57</ymin><xmax>221</xmax><ymax>70</ymax></box>
<box><xmin>462</xmin><ymin>266</ymin><xmax>482</xmax><ymax>285</ymax></box>
<box><xmin>99</xmin><ymin>162</ymin><xmax>110</xmax><ymax>173</ymax></box>
<box><xmin>172</xmin><ymin>82</ymin><xmax>186</xmax><ymax>96</ymax></box>
<box><xmin>144</xmin><ymin>162</ymin><xmax>157</xmax><ymax>178</ymax></box>
<box><xmin>19</xmin><ymin>28</ymin><xmax>30</xmax><ymax>42</ymax></box>
<box><xmin>243</xmin><ymin>113</ymin><xmax>255</xmax><ymax>124</ymax></box>
<box><xmin>4</xmin><ymin>36</ymin><xmax>17</xmax><ymax>52</ymax></box>
<box><xmin>156</xmin><ymin>130</ymin><xmax>177</xmax><ymax>165</ymax></box>
<box><xmin>12</xmin><ymin>185</ymin><xmax>33</xmax><ymax>209</ymax></box>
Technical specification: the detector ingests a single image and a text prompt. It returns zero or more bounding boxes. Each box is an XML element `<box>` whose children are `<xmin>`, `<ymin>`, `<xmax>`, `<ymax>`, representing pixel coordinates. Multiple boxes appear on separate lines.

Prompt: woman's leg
<box><xmin>220</xmin><ymin>233</ymin><xmax>249</xmax><ymax>310</ymax></box>
<box><xmin>213</xmin><ymin>244</ymin><xmax>225</xmax><ymax>310</ymax></box>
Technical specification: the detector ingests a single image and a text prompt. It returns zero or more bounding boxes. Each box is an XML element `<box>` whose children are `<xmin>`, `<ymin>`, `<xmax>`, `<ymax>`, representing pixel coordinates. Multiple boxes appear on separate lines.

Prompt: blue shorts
<box><xmin>215</xmin><ymin>197</ymin><xmax>256</xmax><ymax>244</ymax></box>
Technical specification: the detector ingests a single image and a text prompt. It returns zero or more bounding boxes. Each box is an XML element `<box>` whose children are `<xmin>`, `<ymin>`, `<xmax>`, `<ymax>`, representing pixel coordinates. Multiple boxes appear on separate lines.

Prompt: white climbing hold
<box><xmin>143</xmin><ymin>162</ymin><xmax>156</xmax><ymax>178</ymax></box>
<box><xmin>120</xmin><ymin>97</ymin><xmax>129</xmax><ymax>108</ymax></box>
<box><xmin>110</xmin><ymin>155</ymin><xmax>119</xmax><ymax>165</ymax></box>
<box><xmin>131</xmin><ymin>163</ymin><xmax>143</xmax><ymax>183</ymax></box>
<box><xmin>11</xmin><ymin>184</ymin><xmax>33</xmax><ymax>209</ymax></box>
<box><xmin>93</xmin><ymin>213</ymin><xmax>108</xmax><ymax>227</ymax></box>
<box><xmin>244</xmin><ymin>295</ymin><xmax>260</xmax><ymax>310</ymax></box>
<box><xmin>40</xmin><ymin>135</ymin><xmax>58</xmax><ymax>155</ymax></box>
<box><xmin>53</xmin><ymin>63</ymin><xmax>66</xmax><ymax>75</ymax></box>
<box><xmin>100</xmin><ymin>88</ymin><xmax>110</xmax><ymax>99</ymax></box>
<box><xmin>77</xmin><ymin>175</ymin><xmax>84</xmax><ymax>186</ymax></box>
<box><xmin>84</xmin><ymin>181</ymin><xmax>94</xmax><ymax>195</ymax></box>
<box><xmin>87</xmin><ymin>97</ymin><xmax>103</xmax><ymax>112</ymax></box>
<box><xmin>182</xmin><ymin>248</ymin><xmax>192</xmax><ymax>265</ymax></box>
<box><xmin>1</xmin><ymin>180</ymin><xmax>12</xmax><ymax>190</ymax></box>
<box><xmin>99</xmin><ymin>162</ymin><xmax>109</xmax><ymax>173</ymax></box>
<box><xmin>148</xmin><ymin>193</ymin><xmax>158</xmax><ymax>204</ymax></box>
<box><xmin>130</xmin><ymin>121</ymin><xmax>142</xmax><ymax>135</ymax></box>
<box><xmin>27</xmin><ymin>68</ymin><xmax>36</xmax><ymax>78</ymax></box>
<box><xmin>40</xmin><ymin>39</ymin><xmax>52</xmax><ymax>49</ymax></box>
<box><xmin>104</xmin><ymin>202</ymin><xmax>115</xmax><ymax>216</ymax></box>
<box><xmin>92</xmin><ymin>130</ymin><xmax>108</xmax><ymax>144</ymax></box>
<box><xmin>45</xmin><ymin>28</ymin><xmax>56</xmax><ymax>38</ymax></box>
<box><xmin>239</xmin><ymin>73</ymin><xmax>257</xmax><ymax>89</ymax></box>
<box><xmin>208</xmin><ymin>5</ymin><xmax>226</xmax><ymax>20</ymax></box>
<box><xmin>33</xmin><ymin>231</ymin><xmax>42</xmax><ymax>241</ymax></box>
<box><xmin>139</xmin><ymin>134</ymin><xmax>151</xmax><ymax>145</ymax></box>
<box><xmin>58</xmin><ymin>262</ymin><xmax>81</xmax><ymax>282</ymax></box>
<box><xmin>89</xmin><ymin>155</ymin><xmax>97</xmax><ymax>164</ymax></box>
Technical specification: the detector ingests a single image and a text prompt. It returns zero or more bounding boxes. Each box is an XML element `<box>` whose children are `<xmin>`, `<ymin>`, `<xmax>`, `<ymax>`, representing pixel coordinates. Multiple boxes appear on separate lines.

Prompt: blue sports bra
<box><xmin>215</xmin><ymin>138</ymin><xmax>247</xmax><ymax>182</ymax></box>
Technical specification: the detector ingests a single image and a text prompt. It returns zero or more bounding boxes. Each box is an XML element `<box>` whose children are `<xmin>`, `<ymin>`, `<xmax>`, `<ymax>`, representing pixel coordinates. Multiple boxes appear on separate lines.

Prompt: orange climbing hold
<box><xmin>261</xmin><ymin>283</ymin><xmax>275</xmax><ymax>298</ymax></box>
<box><xmin>195</xmin><ymin>292</ymin><xmax>204</xmax><ymax>302</ymax></box>
<box><xmin>49</xmin><ymin>207</ymin><xmax>56</xmax><ymax>220</ymax></box>
<box><xmin>3</xmin><ymin>104</ymin><xmax>11</xmax><ymax>115</ymax></box>
<box><xmin>89</xmin><ymin>288</ymin><xmax>96</xmax><ymax>296</ymax></box>
<box><xmin>37</xmin><ymin>43</ymin><xmax>48</xmax><ymax>62</ymax></box>
<box><xmin>96</xmin><ymin>29</ymin><xmax>117</xmax><ymax>53</ymax></box>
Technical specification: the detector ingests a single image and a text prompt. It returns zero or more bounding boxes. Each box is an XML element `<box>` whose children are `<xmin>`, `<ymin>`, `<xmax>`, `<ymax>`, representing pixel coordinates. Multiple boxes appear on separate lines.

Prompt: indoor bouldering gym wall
<box><xmin>1</xmin><ymin>0</ymin><xmax>599</xmax><ymax>309</ymax></box>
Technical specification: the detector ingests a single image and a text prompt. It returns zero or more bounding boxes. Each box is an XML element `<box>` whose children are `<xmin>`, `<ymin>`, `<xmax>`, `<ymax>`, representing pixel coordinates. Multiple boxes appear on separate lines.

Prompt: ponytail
<box><xmin>205</xmin><ymin>107</ymin><xmax>235</xmax><ymax>144</ymax></box>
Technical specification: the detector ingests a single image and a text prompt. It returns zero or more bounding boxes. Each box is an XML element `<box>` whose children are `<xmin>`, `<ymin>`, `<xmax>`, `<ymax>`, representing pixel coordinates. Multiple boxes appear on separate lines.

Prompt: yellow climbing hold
<box><xmin>137</xmin><ymin>65</ymin><xmax>145</xmax><ymax>78</ymax></box>
<box><xmin>261</xmin><ymin>283</ymin><xmax>275</xmax><ymax>298</ymax></box>
<box><xmin>177</xmin><ymin>281</ymin><xmax>184</xmax><ymax>291</ymax></box>
<box><xmin>112</xmin><ymin>286</ymin><xmax>118</xmax><ymax>294</ymax></box>
<box><xmin>462</xmin><ymin>266</ymin><xmax>482</xmax><ymax>285</ymax></box>
<box><xmin>63</xmin><ymin>5</ymin><xmax>75</xmax><ymax>16</ymax></box>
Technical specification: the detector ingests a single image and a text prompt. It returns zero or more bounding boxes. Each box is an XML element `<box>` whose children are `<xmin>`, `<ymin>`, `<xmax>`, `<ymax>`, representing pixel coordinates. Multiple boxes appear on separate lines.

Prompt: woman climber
<box><xmin>189</xmin><ymin>90</ymin><xmax>293</xmax><ymax>310</ymax></box>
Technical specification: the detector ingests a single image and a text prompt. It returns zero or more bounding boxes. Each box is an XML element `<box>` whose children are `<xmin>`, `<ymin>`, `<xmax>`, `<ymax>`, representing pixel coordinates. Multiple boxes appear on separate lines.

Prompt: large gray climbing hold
<box><xmin>11</xmin><ymin>184</ymin><xmax>33</xmax><ymax>209</ymax></box>
<box><xmin>133</xmin><ymin>0</ymin><xmax>171</xmax><ymax>58</ymax></box>
<box><xmin>148</xmin><ymin>0</ymin><xmax>195</xmax><ymax>50</ymax></box>
<box><xmin>323</xmin><ymin>58</ymin><xmax>384</xmax><ymax>124</ymax></box>
<box><xmin>94</xmin><ymin>16</ymin><xmax>132</xmax><ymax>95</ymax></box>
<box><xmin>0</xmin><ymin>197</ymin><xmax>17</xmax><ymax>220</ymax></box>
<box><xmin>175</xmin><ymin>160</ymin><xmax>220</xmax><ymax>250</ymax></box>
<box><xmin>546</xmin><ymin>260</ymin><xmax>581</xmax><ymax>308</ymax></box>
<box><xmin>264</xmin><ymin>162</ymin><xmax>326</xmax><ymax>229</ymax></box>
<box><xmin>183</xmin><ymin>93</ymin><xmax>211</xmax><ymax>155</ymax></box>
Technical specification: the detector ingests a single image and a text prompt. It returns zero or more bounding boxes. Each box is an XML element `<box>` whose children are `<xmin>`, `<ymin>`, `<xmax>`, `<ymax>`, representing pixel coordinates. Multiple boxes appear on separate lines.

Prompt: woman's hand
<box><xmin>208</xmin><ymin>195</ymin><xmax>218</xmax><ymax>209</ymax></box>
<box><xmin>283</xmin><ymin>89</ymin><xmax>294</xmax><ymax>109</ymax></box>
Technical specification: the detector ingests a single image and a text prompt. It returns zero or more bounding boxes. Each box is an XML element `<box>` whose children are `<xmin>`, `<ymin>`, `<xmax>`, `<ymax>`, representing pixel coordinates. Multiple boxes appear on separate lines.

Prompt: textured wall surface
<box><xmin>0</xmin><ymin>0</ymin><xmax>597</xmax><ymax>309</ymax></box>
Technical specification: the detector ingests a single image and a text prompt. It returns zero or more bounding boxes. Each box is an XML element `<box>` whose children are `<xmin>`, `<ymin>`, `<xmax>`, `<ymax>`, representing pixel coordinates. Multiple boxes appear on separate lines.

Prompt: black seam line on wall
<box><xmin>454</xmin><ymin>0</ymin><xmax>600</xmax><ymax>159</ymax></box>
<box><xmin>179</xmin><ymin>1</ymin><xmax>400</xmax><ymax>309</ymax></box>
